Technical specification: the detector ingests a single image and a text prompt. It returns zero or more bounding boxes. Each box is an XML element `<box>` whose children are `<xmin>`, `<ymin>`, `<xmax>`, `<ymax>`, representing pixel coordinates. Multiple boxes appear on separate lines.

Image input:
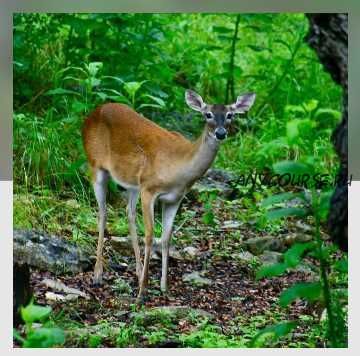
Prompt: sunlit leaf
<box><xmin>213</xmin><ymin>26</ymin><xmax>233</xmax><ymax>34</ymax></box>
<box><xmin>273</xmin><ymin>160</ymin><xmax>313</xmax><ymax>176</ymax></box>
<box><xmin>279</xmin><ymin>282</ymin><xmax>322</xmax><ymax>307</ymax></box>
<box><xmin>256</xmin><ymin>262</ymin><xmax>287</xmax><ymax>280</ymax></box>
<box><xmin>45</xmin><ymin>88</ymin><xmax>80</xmax><ymax>96</ymax></box>
<box><xmin>250</xmin><ymin>322</ymin><xmax>296</xmax><ymax>347</ymax></box>
<box><xmin>23</xmin><ymin>327</ymin><xmax>65</xmax><ymax>348</ymax></box>
<box><xmin>261</xmin><ymin>192</ymin><xmax>305</xmax><ymax>208</ymax></box>
<box><xmin>266</xmin><ymin>207</ymin><xmax>308</xmax><ymax>220</ymax></box>
<box><xmin>21</xmin><ymin>303</ymin><xmax>52</xmax><ymax>324</ymax></box>
<box><xmin>283</xmin><ymin>242</ymin><xmax>315</xmax><ymax>268</ymax></box>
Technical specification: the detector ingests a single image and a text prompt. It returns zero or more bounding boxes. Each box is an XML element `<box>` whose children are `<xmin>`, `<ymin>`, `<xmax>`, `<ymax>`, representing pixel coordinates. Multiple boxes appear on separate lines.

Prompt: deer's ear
<box><xmin>185</xmin><ymin>90</ymin><xmax>205</xmax><ymax>112</ymax></box>
<box><xmin>231</xmin><ymin>93</ymin><xmax>256</xmax><ymax>113</ymax></box>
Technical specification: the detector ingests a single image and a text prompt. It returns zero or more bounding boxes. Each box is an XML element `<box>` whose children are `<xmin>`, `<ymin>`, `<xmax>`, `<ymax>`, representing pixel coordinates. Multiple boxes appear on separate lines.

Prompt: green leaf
<box><xmin>102</xmin><ymin>75</ymin><xmax>125</xmax><ymax>84</ymax></box>
<box><xmin>303</xmin><ymin>99</ymin><xmax>319</xmax><ymax>113</ymax></box>
<box><xmin>286</xmin><ymin>119</ymin><xmax>300</xmax><ymax>141</ymax></box>
<box><xmin>213</xmin><ymin>26</ymin><xmax>233</xmax><ymax>34</ymax></box>
<box><xmin>256</xmin><ymin>262</ymin><xmax>287</xmax><ymax>280</ymax></box>
<box><xmin>283</xmin><ymin>242</ymin><xmax>315</xmax><ymax>268</ymax></box>
<box><xmin>314</xmin><ymin>108</ymin><xmax>341</xmax><ymax>121</ymax></box>
<box><xmin>23</xmin><ymin>328</ymin><xmax>65</xmax><ymax>348</ymax></box>
<box><xmin>261</xmin><ymin>192</ymin><xmax>304</xmax><ymax>208</ymax></box>
<box><xmin>279</xmin><ymin>282</ymin><xmax>322</xmax><ymax>307</ymax></box>
<box><xmin>274</xmin><ymin>39</ymin><xmax>292</xmax><ymax>53</ymax></box>
<box><xmin>266</xmin><ymin>207</ymin><xmax>308</xmax><ymax>220</ymax></box>
<box><xmin>318</xmin><ymin>190</ymin><xmax>332</xmax><ymax>221</ymax></box>
<box><xmin>86</xmin><ymin>62</ymin><xmax>103</xmax><ymax>77</ymax></box>
<box><xmin>250</xmin><ymin>322</ymin><xmax>296</xmax><ymax>347</ymax></box>
<box><xmin>334</xmin><ymin>258</ymin><xmax>348</xmax><ymax>273</ymax></box>
<box><xmin>21</xmin><ymin>303</ymin><xmax>52</xmax><ymax>324</ymax></box>
<box><xmin>247</xmin><ymin>45</ymin><xmax>271</xmax><ymax>52</ymax></box>
<box><xmin>45</xmin><ymin>88</ymin><xmax>80</xmax><ymax>96</ymax></box>
<box><xmin>141</xmin><ymin>94</ymin><xmax>166</xmax><ymax>107</ymax></box>
<box><xmin>124</xmin><ymin>80</ymin><xmax>147</xmax><ymax>100</ymax></box>
<box><xmin>273</xmin><ymin>160</ymin><xmax>313</xmax><ymax>176</ymax></box>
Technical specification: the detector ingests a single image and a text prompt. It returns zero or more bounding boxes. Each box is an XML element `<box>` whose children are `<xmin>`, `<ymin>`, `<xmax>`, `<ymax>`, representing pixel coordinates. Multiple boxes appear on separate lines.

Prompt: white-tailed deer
<box><xmin>82</xmin><ymin>90</ymin><xmax>256</xmax><ymax>300</ymax></box>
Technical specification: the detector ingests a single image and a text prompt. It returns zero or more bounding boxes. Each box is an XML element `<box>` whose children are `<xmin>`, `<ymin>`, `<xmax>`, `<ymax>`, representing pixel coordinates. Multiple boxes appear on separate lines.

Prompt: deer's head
<box><xmin>185</xmin><ymin>90</ymin><xmax>256</xmax><ymax>141</ymax></box>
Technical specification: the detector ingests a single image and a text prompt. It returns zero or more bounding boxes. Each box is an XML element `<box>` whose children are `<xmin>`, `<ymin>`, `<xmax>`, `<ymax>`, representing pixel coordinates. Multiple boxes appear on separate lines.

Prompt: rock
<box><xmin>222</xmin><ymin>220</ymin><xmax>243</xmax><ymax>229</ymax></box>
<box><xmin>293</xmin><ymin>263</ymin><xmax>315</xmax><ymax>276</ymax></box>
<box><xmin>42</xmin><ymin>278</ymin><xmax>89</xmax><ymax>299</ymax></box>
<box><xmin>189</xmin><ymin>168</ymin><xmax>237</xmax><ymax>200</ymax></box>
<box><xmin>294</xmin><ymin>221</ymin><xmax>313</xmax><ymax>233</ymax></box>
<box><xmin>110</xmin><ymin>236</ymin><xmax>134</xmax><ymax>256</ymax></box>
<box><xmin>284</xmin><ymin>233</ymin><xmax>313</xmax><ymax>247</ymax></box>
<box><xmin>182</xmin><ymin>246</ymin><xmax>200</xmax><ymax>259</ymax></box>
<box><xmin>45</xmin><ymin>291</ymin><xmax>79</xmax><ymax>302</ymax></box>
<box><xmin>14</xmin><ymin>229</ymin><xmax>92</xmax><ymax>274</ymax></box>
<box><xmin>182</xmin><ymin>271</ymin><xmax>211</xmax><ymax>286</ymax></box>
<box><xmin>233</xmin><ymin>251</ymin><xmax>255</xmax><ymax>263</ymax></box>
<box><xmin>243</xmin><ymin>236</ymin><xmax>285</xmax><ymax>255</ymax></box>
<box><xmin>258</xmin><ymin>251</ymin><xmax>283</xmax><ymax>265</ymax></box>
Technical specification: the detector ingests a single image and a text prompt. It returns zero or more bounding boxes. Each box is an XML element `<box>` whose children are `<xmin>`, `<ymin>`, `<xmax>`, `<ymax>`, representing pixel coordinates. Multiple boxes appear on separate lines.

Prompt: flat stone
<box><xmin>243</xmin><ymin>236</ymin><xmax>285</xmax><ymax>255</ymax></box>
<box><xmin>182</xmin><ymin>246</ymin><xmax>200</xmax><ymax>259</ymax></box>
<box><xmin>110</xmin><ymin>236</ymin><xmax>134</xmax><ymax>256</ymax></box>
<box><xmin>129</xmin><ymin>305</ymin><xmax>213</xmax><ymax>324</ymax></box>
<box><xmin>13</xmin><ymin>229</ymin><xmax>92</xmax><ymax>274</ymax></box>
<box><xmin>233</xmin><ymin>251</ymin><xmax>255</xmax><ymax>263</ymax></box>
<box><xmin>182</xmin><ymin>271</ymin><xmax>211</xmax><ymax>286</ymax></box>
<box><xmin>222</xmin><ymin>220</ymin><xmax>243</xmax><ymax>229</ymax></box>
<box><xmin>258</xmin><ymin>251</ymin><xmax>283</xmax><ymax>265</ymax></box>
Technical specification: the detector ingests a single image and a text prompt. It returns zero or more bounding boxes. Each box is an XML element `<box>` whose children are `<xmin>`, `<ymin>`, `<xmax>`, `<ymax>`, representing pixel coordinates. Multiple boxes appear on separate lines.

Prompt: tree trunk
<box><xmin>306</xmin><ymin>14</ymin><xmax>348</xmax><ymax>251</ymax></box>
<box><xmin>13</xmin><ymin>263</ymin><xmax>32</xmax><ymax>326</ymax></box>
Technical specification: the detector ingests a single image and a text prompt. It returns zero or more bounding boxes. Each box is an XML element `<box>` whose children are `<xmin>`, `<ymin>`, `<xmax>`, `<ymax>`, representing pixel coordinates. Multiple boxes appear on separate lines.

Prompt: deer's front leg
<box><xmin>160</xmin><ymin>200</ymin><xmax>181</xmax><ymax>293</ymax></box>
<box><xmin>137</xmin><ymin>189</ymin><xmax>155</xmax><ymax>300</ymax></box>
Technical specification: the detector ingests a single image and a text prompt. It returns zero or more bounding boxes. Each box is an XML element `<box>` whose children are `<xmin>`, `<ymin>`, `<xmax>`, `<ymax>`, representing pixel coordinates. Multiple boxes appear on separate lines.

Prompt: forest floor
<box><xmin>14</xmin><ymin>174</ymin><xmax>331</xmax><ymax>348</ymax></box>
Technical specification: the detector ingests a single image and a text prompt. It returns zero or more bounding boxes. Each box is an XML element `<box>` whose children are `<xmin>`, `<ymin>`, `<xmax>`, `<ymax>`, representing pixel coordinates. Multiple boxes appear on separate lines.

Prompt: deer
<box><xmin>82</xmin><ymin>89</ymin><xmax>256</xmax><ymax>301</ymax></box>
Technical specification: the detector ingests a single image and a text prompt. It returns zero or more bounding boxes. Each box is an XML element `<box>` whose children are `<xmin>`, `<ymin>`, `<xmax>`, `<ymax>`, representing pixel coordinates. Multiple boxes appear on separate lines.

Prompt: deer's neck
<box><xmin>183</xmin><ymin>126</ymin><xmax>220</xmax><ymax>183</ymax></box>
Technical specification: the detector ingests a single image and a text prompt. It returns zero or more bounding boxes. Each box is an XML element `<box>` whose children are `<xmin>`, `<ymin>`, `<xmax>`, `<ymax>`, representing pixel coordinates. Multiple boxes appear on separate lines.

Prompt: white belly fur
<box><xmin>112</xmin><ymin>175</ymin><xmax>139</xmax><ymax>191</ymax></box>
<box><xmin>112</xmin><ymin>174</ymin><xmax>184</xmax><ymax>204</ymax></box>
<box><xmin>158</xmin><ymin>190</ymin><xmax>184</xmax><ymax>204</ymax></box>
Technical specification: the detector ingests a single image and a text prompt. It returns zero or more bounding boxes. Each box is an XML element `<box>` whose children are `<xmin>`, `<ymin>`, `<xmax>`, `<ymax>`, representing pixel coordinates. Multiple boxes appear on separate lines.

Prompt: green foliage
<box><xmin>199</xmin><ymin>191</ymin><xmax>218</xmax><ymax>226</ymax></box>
<box><xmin>250</xmin><ymin>322</ymin><xmax>296</xmax><ymax>347</ymax></box>
<box><xmin>116</xmin><ymin>325</ymin><xmax>138</xmax><ymax>347</ymax></box>
<box><xmin>279</xmin><ymin>282</ymin><xmax>322</xmax><ymax>307</ymax></box>
<box><xmin>13</xmin><ymin>13</ymin><xmax>346</xmax><ymax>349</ymax></box>
<box><xmin>255</xmin><ymin>160</ymin><xmax>347</xmax><ymax>347</ymax></box>
<box><xmin>180</xmin><ymin>323</ymin><xmax>245</xmax><ymax>348</ymax></box>
<box><xmin>14</xmin><ymin>302</ymin><xmax>65</xmax><ymax>348</ymax></box>
<box><xmin>21</xmin><ymin>303</ymin><xmax>52</xmax><ymax>324</ymax></box>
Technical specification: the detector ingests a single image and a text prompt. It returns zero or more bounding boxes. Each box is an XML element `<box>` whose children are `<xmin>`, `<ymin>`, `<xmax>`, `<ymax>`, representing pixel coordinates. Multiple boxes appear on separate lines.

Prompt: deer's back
<box><xmin>82</xmin><ymin>103</ymin><xmax>193</xmax><ymax>186</ymax></box>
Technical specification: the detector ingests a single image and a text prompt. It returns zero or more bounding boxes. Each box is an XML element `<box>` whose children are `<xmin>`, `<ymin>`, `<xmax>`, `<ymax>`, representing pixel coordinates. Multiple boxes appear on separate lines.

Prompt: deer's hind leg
<box><xmin>93</xmin><ymin>168</ymin><xmax>109</xmax><ymax>285</ymax></box>
<box><xmin>160</xmin><ymin>200</ymin><xmax>181</xmax><ymax>293</ymax></box>
<box><xmin>137</xmin><ymin>189</ymin><xmax>156</xmax><ymax>300</ymax></box>
<box><xmin>126</xmin><ymin>189</ymin><xmax>143</xmax><ymax>282</ymax></box>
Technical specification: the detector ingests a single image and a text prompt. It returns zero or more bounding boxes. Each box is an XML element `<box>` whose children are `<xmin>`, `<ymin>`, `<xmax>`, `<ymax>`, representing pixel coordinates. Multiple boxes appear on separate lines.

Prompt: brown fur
<box><xmin>82</xmin><ymin>103</ymin><xmax>220</xmax><ymax>300</ymax></box>
<box><xmin>82</xmin><ymin>103</ymin><xmax>201</xmax><ymax>193</ymax></box>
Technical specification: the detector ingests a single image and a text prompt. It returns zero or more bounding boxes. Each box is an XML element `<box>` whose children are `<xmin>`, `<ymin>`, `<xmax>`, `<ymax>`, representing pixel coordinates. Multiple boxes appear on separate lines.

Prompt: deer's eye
<box><xmin>205</xmin><ymin>112</ymin><xmax>213</xmax><ymax>119</ymax></box>
<box><xmin>226</xmin><ymin>112</ymin><xmax>234</xmax><ymax>120</ymax></box>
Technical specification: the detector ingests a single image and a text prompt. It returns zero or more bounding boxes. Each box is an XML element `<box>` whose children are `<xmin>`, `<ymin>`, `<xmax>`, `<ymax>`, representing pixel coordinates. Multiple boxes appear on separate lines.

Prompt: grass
<box><xmin>44</xmin><ymin>300</ymin><xmax>326</xmax><ymax>348</ymax></box>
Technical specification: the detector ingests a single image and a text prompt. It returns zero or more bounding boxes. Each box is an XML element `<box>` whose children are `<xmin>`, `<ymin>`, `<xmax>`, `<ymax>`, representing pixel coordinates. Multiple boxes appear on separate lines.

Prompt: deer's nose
<box><xmin>215</xmin><ymin>127</ymin><xmax>227</xmax><ymax>140</ymax></box>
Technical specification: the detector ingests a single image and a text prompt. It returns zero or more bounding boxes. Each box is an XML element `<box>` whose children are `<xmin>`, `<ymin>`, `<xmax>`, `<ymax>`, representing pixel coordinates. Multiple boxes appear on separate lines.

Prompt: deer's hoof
<box><xmin>92</xmin><ymin>274</ymin><xmax>103</xmax><ymax>287</ymax></box>
<box><xmin>136</xmin><ymin>291</ymin><xmax>150</xmax><ymax>304</ymax></box>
